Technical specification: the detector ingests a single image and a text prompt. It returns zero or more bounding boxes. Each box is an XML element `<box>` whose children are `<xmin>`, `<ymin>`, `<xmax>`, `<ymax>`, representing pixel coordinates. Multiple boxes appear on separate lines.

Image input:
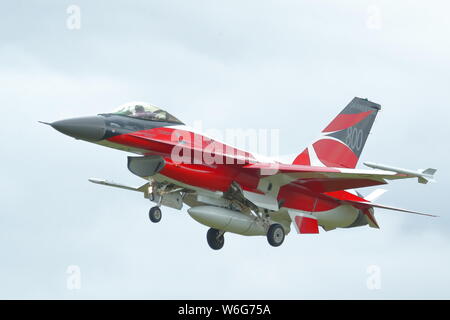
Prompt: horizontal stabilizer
<box><xmin>327</xmin><ymin>195</ymin><xmax>438</xmax><ymax>217</ymax></box>
<box><xmin>366</xmin><ymin>202</ymin><xmax>438</xmax><ymax>217</ymax></box>
<box><xmin>325</xmin><ymin>190</ymin><xmax>437</xmax><ymax>218</ymax></box>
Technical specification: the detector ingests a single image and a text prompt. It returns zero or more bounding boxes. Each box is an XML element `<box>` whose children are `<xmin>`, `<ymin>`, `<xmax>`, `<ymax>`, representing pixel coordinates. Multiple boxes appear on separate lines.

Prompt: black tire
<box><xmin>267</xmin><ymin>224</ymin><xmax>285</xmax><ymax>247</ymax></box>
<box><xmin>207</xmin><ymin>228</ymin><xmax>224</xmax><ymax>250</ymax></box>
<box><xmin>149</xmin><ymin>206</ymin><xmax>162</xmax><ymax>223</ymax></box>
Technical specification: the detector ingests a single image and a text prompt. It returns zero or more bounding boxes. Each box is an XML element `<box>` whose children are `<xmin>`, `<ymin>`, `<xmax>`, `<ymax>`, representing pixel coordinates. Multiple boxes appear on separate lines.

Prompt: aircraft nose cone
<box><xmin>51</xmin><ymin>116</ymin><xmax>106</xmax><ymax>141</ymax></box>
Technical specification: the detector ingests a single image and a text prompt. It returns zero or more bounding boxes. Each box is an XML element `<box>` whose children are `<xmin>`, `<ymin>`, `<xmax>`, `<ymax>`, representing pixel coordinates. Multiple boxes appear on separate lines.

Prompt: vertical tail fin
<box><xmin>293</xmin><ymin>97</ymin><xmax>381</xmax><ymax>168</ymax></box>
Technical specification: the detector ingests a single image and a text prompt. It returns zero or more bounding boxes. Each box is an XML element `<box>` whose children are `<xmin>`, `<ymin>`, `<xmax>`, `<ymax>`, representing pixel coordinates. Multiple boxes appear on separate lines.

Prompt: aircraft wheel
<box><xmin>149</xmin><ymin>206</ymin><xmax>162</xmax><ymax>223</ymax></box>
<box><xmin>207</xmin><ymin>228</ymin><xmax>224</xmax><ymax>250</ymax></box>
<box><xmin>267</xmin><ymin>223</ymin><xmax>285</xmax><ymax>247</ymax></box>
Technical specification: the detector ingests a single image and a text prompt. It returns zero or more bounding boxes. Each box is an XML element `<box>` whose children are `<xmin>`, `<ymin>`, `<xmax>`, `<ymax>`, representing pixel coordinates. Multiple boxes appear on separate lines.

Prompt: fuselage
<box><xmin>50</xmin><ymin>110</ymin><xmax>364</xmax><ymax>231</ymax></box>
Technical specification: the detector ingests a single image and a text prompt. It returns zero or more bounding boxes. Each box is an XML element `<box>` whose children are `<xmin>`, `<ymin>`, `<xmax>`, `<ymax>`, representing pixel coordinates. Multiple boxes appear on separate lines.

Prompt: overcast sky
<box><xmin>1</xmin><ymin>0</ymin><xmax>449</xmax><ymax>299</ymax></box>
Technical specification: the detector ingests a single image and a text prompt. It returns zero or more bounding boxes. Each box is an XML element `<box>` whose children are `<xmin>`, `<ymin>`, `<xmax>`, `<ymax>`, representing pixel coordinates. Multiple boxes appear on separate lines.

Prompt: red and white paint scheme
<box><xmin>44</xmin><ymin>97</ymin><xmax>437</xmax><ymax>249</ymax></box>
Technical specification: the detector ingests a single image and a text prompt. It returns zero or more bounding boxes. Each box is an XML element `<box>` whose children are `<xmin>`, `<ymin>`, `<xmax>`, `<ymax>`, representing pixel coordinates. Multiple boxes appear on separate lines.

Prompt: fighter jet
<box><xmin>43</xmin><ymin>97</ymin><xmax>437</xmax><ymax>250</ymax></box>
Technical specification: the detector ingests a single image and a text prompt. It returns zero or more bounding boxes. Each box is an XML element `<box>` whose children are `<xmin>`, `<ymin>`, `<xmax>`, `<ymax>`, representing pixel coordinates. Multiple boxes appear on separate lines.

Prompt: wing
<box><xmin>243</xmin><ymin>162</ymin><xmax>435</xmax><ymax>193</ymax></box>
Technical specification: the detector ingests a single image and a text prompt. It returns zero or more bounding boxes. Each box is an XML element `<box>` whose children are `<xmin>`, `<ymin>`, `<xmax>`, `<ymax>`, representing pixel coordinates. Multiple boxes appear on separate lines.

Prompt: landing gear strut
<box><xmin>207</xmin><ymin>228</ymin><xmax>225</xmax><ymax>250</ymax></box>
<box><xmin>149</xmin><ymin>206</ymin><xmax>162</xmax><ymax>223</ymax></box>
<box><xmin>267</xmin><ymin>223</ymin><xmax>285</xmax><ymax>247</ymax></box>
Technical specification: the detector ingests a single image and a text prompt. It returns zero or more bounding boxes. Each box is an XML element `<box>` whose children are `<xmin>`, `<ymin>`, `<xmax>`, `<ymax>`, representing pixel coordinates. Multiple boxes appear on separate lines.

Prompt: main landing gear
<box><xmin>149</xmin><ymin>206</ymin><xmax>162</xmax><ymax>223</ymax></box>
<box><xmin>266</xmin><ymin>223</ymin><xmax>285</xmax><ymax>247</ymax></box>
<box><xmin>207</xmin><ymin>228</ymin><xmax>225</xmax><ymax>250</ymax></box>
<box><xmin>205</xmin><ymin>224</ymin><xmax>285</xmax><ymax>250</ymax></box>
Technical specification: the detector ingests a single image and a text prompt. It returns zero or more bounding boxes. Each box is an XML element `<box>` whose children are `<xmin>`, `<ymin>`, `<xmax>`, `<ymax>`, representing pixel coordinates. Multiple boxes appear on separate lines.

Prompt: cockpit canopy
<box><xmin>111</xmin><ymin>102</ymin><xmax>184</xmax><ymax>124</ymax></box>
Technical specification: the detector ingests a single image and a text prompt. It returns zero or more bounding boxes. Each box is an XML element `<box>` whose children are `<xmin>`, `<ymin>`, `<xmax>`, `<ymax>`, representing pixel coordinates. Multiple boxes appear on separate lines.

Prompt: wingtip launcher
<box><xmin>363</xmin><ymin>162</ymin><xmax>437</xmax><ymax>184</ymax></box>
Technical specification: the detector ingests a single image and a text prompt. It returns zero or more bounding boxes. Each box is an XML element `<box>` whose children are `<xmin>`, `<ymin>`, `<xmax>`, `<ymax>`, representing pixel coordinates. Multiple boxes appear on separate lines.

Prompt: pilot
<box><xmin>134</xmin><ymin>105</ymin><xmax>145</xmax><ymax>114</ymax></box>
<box><xmin>134</xmin><ymin>104</ymin><xmax>157</xmax><ymax>120</ymax></box>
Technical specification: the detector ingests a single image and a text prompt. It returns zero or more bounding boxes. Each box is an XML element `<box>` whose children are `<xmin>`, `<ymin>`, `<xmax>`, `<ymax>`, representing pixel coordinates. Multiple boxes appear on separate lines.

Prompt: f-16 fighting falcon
<box><xmin>42</xmin><ymin>97</ymin><xmax>437</xmax><ymax>250</ymax></box>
